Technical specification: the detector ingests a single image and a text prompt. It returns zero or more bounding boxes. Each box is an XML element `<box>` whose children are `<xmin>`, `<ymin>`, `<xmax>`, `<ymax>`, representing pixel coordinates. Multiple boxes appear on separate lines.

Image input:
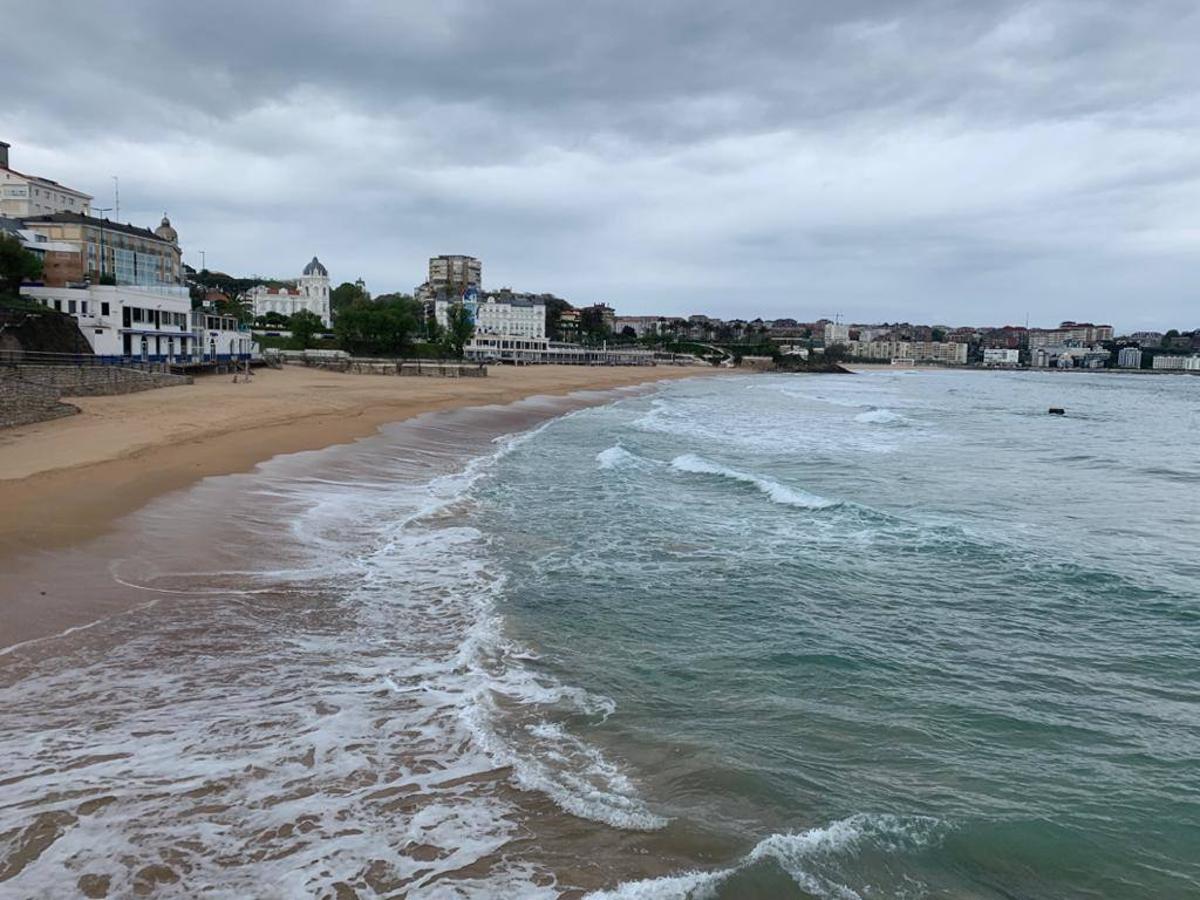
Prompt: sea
<box><xmin>1</xmin><ymin>369</ymin><xmax>1198</xmax><ymax>898</ymax></box>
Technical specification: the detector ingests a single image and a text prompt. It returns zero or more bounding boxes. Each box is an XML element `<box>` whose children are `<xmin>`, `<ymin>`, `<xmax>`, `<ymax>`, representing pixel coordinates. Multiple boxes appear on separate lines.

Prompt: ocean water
<box><xmin>2</xmin><ymin>370</ymin><xmax>1198</xmax><ymax>897</ymax></box>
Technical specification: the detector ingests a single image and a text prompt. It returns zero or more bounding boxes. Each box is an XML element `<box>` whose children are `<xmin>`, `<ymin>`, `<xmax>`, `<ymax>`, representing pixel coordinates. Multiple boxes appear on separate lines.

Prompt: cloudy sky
<box><xmin>3</xmin><ymin>1</ymin><xmax>1197</xmax><ymax>328</ymax></box>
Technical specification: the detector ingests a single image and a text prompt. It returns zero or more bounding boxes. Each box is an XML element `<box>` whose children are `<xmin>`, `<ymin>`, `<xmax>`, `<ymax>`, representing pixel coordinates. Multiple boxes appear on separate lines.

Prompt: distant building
<box><xmin>1117</xmin><ymin>347</ymin><xmax>1143</xmax><ymax>369</ymax></box>
<box><xmin>613</xmin><ymin>316</ymin><xmax>663</xmax><ymax>337</ymax></box>
<box><xmin>1028</xmin><ymin>322</ymin><xmax>1114</xmax><ymax>349</ymax></box>
<box><xmin>558</xmin><ymin>308</ymin><xmax>581</xmax><ymax>341</ymax></box>
<box><xmin>0</xmin><ymin>142</ymin><xmax>92</xmax><ymax>218</ymax></box>
<box><xmin>982</xmin><ymin>348</ymin><xmax>1020</xmax><ymax>367</ymax></box>
<box><xmin>1030</xmin><ymin>345</ymin><xmax>1111</xmax><ymax>368</ymax></box>
<box><xmin>824</xmin><ymin>322</ymin><xmax>850</xmax><ymax>345</ymax></box>
<box><xmin>434</xmin><ymin>292</ymin><xmax>546</xmax><ymax>341</ymax></box>
<box><xmin>416</xmin><ymin>254</ymin><xmax>482</xmax><ymax>301</ymax></box>
<box><xmin>1151</xmin><ymin>354</ymin><xmax>1200</xmax><ymax>371</ymax></box>
<box><xmin>247</xmin><ymin>257</ymin><xmax>332</xmax><ymax>327</ymax></box>
<box><xmin>21</xmin><ymin>212</ymin><xmax>181</xmax><ymax>287</ymax></box>
<box><xmin>1128</xmin><ymin>331</ymin><xmax>1163</xmax><ymax>348</ymax></box>
<box><xmin>845</xmin><ymin>340</ymin><xmax>968</xmax><ymax>365</ymax></box>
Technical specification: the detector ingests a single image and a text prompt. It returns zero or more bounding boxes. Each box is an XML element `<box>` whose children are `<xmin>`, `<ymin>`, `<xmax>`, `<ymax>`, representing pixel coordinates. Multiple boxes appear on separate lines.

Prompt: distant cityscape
<box><xmin>3</xmin><ymin>138</ymin><xmax>1197</xmax><ymax>372</ymax></box>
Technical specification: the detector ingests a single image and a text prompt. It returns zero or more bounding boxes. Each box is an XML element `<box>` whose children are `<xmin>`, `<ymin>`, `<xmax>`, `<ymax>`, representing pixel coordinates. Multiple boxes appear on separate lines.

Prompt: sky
<box><xmin>2</xmin><ymin>1</ymin><xmax>1197</xmax><ymax>330</ymax></box>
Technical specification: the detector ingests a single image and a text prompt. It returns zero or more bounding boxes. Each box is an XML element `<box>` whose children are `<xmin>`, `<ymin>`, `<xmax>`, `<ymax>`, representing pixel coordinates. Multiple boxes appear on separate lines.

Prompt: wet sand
<box><xmin>0</xmin><ymin>381</ymin><xmax>728</xmax><ymax>897</ymax></box>
<box><xmin>0</xmin><ymin>364</ymin><xmax>713</xmax><ymax>561</ymax></box>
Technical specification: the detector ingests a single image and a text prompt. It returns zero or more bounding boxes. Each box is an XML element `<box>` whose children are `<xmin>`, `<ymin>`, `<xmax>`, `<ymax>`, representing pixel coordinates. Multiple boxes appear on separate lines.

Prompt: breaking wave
<box><xmin>670</xmin><ymin>454</ymin><xmax>838</xmax><ymax>509</ymax></box>
<box><xmin>585</xmin><ymin>814</ymin><xmax>948</xmax><ymax>899</ymax></box>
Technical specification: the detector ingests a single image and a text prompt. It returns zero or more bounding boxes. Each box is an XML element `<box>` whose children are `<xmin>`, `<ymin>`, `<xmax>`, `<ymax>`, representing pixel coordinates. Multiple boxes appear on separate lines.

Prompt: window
<box><xmin>101</xmin><ymin>302</ymin><xmax>110</xmax><ymax>316</ymax></box>
<box><xmin>81</xmin><ymin>302</ymin><xmax>88</xmax><ymax>315</ymax></box>
<box><xmin>68</xmin><ymin>300</ymin><xmax>77</xmax><ymax>314</ymax></box>
<box><xmin>54</xmin><ymin>300</ymin><xmax>62</xmax><ymax>311</ymax></box>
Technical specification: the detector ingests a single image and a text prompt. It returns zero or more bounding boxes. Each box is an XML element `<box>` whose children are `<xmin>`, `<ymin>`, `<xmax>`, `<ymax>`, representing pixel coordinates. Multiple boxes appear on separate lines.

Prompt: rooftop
<box><xmin>21</xmin><ymin>212</ymin><xmax>175</xmax><ymax>244</ymax></box>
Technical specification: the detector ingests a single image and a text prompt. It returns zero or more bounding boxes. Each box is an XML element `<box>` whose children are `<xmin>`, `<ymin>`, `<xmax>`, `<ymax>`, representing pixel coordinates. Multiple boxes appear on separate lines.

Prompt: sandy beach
<box><xmin>0</xmin><ymin>364</ymin><xmax>712</xmax><ymax>559</ymax></box>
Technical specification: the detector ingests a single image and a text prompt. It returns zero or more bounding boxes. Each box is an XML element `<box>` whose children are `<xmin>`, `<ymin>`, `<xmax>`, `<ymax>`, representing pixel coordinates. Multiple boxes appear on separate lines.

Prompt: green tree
<box><xmin>289</xmin><ymin>309</ymin><xmax>324</xmax><ymax>349</ymax></box>
<box><xmin>331</xmin><ymin>280</ymin><xmax>369</xmax><ymax>318</ymax></box>
<box><xmin>0</xmin><ymin>233</ymin><xmax>44</xmax><ymax>299</ymax></box>
<box><xmin>441</xmin><ymin>303</ymin><xmax>475</xmax><ymax>359</ymax></box>
<box><xmin>333</xmin><ymin>296</ymin><xmax>420</xmax><ymax>356</ymax></box>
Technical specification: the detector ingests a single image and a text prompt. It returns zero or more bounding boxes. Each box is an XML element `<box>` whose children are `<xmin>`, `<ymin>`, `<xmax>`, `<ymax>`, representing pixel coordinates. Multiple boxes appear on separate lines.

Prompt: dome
<box><xmin>154</xmin><ymin>214</ymin><xmax>178</xmax><ymax>244</ymax></box>
<box><xmin>303</xmin><ymin>256</ymin><xmax>328</xmax><ymax>277</ymax></box>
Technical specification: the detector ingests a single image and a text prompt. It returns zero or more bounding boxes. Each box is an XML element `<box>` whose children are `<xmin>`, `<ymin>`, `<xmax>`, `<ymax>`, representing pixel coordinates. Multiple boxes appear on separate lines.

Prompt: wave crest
<box><xmin>670</xmin><ymin>454</ymin><xmax>837</xmax><ymax>509</ymax></box>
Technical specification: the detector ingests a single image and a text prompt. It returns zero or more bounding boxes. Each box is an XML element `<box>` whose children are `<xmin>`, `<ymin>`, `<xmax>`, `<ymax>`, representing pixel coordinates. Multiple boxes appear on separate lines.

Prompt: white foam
<box><xmin>670</xmin><ymin>454</ymin><xmax>837</xmax><ymax>509</ymax></box>
<box><xmin>853</xmin><ymin>408</ymin><xmax>909</xmax><ymax>426</ymax></box>
<box><xmin>585</xmin><ymin>814</ymin><xmax>946</xmax><ymax>900</ymax></box>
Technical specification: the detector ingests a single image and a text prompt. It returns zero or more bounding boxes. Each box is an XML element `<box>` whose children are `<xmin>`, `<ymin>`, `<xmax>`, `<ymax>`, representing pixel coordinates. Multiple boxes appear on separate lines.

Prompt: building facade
<box><xmin>982</xmin><ymin>348</ymin><xmax>1020</xmax><ymax>366</ymax></box>
<box><xmin>0</xmin><ymin>142</ymin><xmax>92</xmax><ymax>218</ymax></box>
<box><xmin>434</xmin><ymin>294</ymin><xmax>546</xmax><ymax>341</ymax></box>
<box><xmin>247</xmin><ymin>257</ymin><xmax>332</xmax><ymax>327</ymax></box>
<box><xmin>20</xmin><ymin>213</ymin><xmax>181</xmax><ymax>287</ymax></box>
<box><xmin>1117</xmin><ymin>347</ymin><xmax>1143</xmax><ymax>369</ymax></box>
<box><xmin>1151</xmin><ymin>354</ymin><xmax>1200</xmax><ymax>371</ymax></box>
<box><xmin>824</xmin><ymin>322</ymin><xmax>850</xmax><ymax>345</ymax></box>
<box><xmin>845</xmin><ymin>340</ymin><xmax>968</xmax><ymax>364</ymax></box>
<box><xmin>1028</xmin><ymin>322</ymin><xmax>1114</xmax><ymax>349</ymax></box>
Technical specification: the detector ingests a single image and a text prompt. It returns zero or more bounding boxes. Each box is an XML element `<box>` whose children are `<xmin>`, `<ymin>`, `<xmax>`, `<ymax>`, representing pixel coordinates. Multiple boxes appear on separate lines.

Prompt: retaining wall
<box><xmin>0</xmin><ymin>372</ymin><xmax>79</xmax><ymax>429</ymax></box>
<box><xmin>7</xmin><ymin>365</ymin><xmax>192</xmax><ymax>396</ymax></box>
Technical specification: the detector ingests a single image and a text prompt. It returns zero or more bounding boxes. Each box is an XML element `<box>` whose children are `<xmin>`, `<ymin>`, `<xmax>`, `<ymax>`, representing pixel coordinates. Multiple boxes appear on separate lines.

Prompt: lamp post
<box><xmin>92</xmin><ymin>207</ymin><xmax>112</xmax><ymax>283</ymax></box>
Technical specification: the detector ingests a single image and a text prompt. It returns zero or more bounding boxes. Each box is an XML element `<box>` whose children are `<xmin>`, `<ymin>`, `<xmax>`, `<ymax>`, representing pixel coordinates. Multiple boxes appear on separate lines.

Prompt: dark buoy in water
<box><xmin>1048</xmin><ymin>407</ymin><xmax>1065</xmax><ymax>416</ymax></box>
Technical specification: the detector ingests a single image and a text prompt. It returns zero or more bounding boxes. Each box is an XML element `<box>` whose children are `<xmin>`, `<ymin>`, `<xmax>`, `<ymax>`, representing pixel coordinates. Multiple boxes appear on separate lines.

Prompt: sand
<box><xmin>0</xmin><ymin>363</ymin><xmax>714</xmax><ymax>558</ymax></box>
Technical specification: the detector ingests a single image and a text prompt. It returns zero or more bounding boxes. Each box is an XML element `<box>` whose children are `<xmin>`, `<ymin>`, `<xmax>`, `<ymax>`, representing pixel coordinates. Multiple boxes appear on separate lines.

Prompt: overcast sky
<box><xmin>2</xmin><ymin>1</ymin><xmax>1197</xmax><ymax>329</ymax></box>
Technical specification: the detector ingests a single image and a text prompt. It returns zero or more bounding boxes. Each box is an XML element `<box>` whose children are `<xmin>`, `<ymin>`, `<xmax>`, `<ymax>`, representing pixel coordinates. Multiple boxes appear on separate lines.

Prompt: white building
<box><xmin>1117</xmin><ymin>347</ymin><xmax>1143</xmax><ymax>369</ymax></box>
<box><xmin>248</xmin><ymin>257</ymin><xmax>331</xmax><ymax>327</ymax></box>
<box><xmin>982</xmin><ymin>348</ymin><xmax>1020</xmax><ymax>366</ymax></box>
<box><xmin>1151</xmin><ymin>354</ymin><xmax>1200</xmax><ymax>371</ymax></box>
<box><xmin>1030</xmin><ymin>345</ymin><xmax>1111</xmax><ymax>368</ymax></box>
<box><xmin>0</xmin><ymin>142</ymin><xmax>92</xmax><ymax>218</ymax></box>
<box><xmin>845</xmin><ymin>340</ymin><xmax>968</xmax><ymax>364</ymax></box>
<box><xmin>824</xmin><ymin>322</ymin><xmax>850</xmax><ymax>345</ymax></box>
<box><xmin>435</xmin><ymin>295</ymin><xmax>546</xmax><ymax>341</ymax></box>
<box><xmin>22</xmin><ymin>284</ymin><xmax>197</xmax><ymax>359</ymax></box>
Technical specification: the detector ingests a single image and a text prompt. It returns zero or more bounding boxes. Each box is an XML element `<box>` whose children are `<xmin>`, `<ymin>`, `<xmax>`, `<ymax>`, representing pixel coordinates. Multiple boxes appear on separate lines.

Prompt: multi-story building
<box><xmin>1028</xmin><ymin>322</ymin><xmax>1114</xmax><ymax>349</ymax></box>
<box><xmin>824</xmin><ymin>322</ymin><xmax>850</xmax><ymax>345</ymax></box>
<box><xmin>0</xmin><ymin>142</ymin><xmax>92</xmax><ymax>218</ymax></box>
<box><xmin>1030</xmin><ymin>345</ymin><xmax>1111</xmax><ymax>368</ymax></box>
<box><xmin>845</xmin><ymin>340</ymin><xmax>968</xmax><ymax>365</ymax></box>
<box><xmin>20</xmin><ymin>213</ymin><xmax>181</xmax><ymax>287</ymax></box>
<box><xmin>613</xmin><ymin>316</ymin><xmax>663</xmax><ymax>338</ymax></box>
<box><xmin>429</xmin><ymin>255</ymin><xmax>480</xmax><ymax>290</ymax></box>
<box><xmin>247</xmin><ymin>257</ymin><xmax>332</xmax><ymax>327</ymax></box>
<box><xmin>22</xmin><ymin>284</ymin><xmax>194</xmax><ymax>358</ymax></box>
<box><xmin>558</xmin><ymin>308</ymin><xmax>581</xmax><ymax>341</ymax></box>
<box><xmin>1117</xmin><ymin>347</ymin><xmax>1143</xmax><ymax>369</ymax></box>
<box><xmin>1151</xmin><ymin>355</ymin><xmax>1200</xmax><ymax>371</ymax></box>
<box><xmin>982</xmin><ymin>348</ymin><xmax>1020</xmax><ymax>366</ymax></box>
<box><xmin>434</xmin><ymin>293</ymin><xmax>546</xmax><ymax>341</ymax></box>
<box><xmin>1128</xmin><ymin>331</ymin><xmax>1163</xmax><ymax>348</ymax></box>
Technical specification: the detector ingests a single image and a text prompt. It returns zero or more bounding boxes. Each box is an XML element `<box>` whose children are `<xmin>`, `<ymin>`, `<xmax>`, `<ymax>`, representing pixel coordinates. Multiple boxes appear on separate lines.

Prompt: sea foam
<box><xmin>585</xmin><ymin>814</ymin><xmax>947</xmax><ymax>899</ymax></box>
<box><xmin>670</xmin><ymin>454</ymin><xmax>837</xmax><ymax>509</ymax></box>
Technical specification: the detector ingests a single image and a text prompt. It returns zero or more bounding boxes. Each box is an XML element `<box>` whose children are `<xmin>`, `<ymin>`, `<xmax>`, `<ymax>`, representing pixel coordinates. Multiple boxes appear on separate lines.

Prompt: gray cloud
<box><xmin>2</xmin><ymin>0</ymin><xmax>1197</xmax><ymax>328</ymax></box>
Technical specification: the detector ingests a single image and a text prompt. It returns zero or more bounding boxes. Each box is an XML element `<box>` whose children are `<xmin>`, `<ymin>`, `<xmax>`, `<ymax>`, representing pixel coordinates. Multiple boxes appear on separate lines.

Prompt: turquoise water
<box><xmin>474</xmin><ymin>371</ymin><xmax>1200</xmax><ymax>898</ymax></box>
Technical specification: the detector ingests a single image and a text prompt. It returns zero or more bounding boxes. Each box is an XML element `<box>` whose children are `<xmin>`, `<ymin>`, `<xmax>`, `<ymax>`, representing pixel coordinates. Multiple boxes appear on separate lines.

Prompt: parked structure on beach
<box><xmin>247</xmin><ymin>257</ymin><xmax>332</xmax><ymax>327</ymax></box>
<box><xmin>0</xmin><ymin>142</ymin><xmax>92</xmax><ymax>218</ymax></box>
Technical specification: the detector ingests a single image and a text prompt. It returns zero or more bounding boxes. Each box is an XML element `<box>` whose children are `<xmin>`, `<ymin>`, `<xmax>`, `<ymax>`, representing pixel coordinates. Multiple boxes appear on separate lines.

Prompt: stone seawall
<box><xmin>8</xmin><ymin>366</ymin><xmax>192</xmax><ymax>396</ymax></box>
<box><xmin>0</xmin><ymin>372</ymin><xmax>79</xmax><ymax>429</ymax></box>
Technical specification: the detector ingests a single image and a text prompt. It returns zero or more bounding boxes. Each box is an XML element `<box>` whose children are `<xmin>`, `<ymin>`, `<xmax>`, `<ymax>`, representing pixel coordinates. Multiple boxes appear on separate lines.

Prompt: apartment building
<box><xmin>0</xmin><ymin>142</ymin><xmax>92</xmax><ymax>218</ymax></box>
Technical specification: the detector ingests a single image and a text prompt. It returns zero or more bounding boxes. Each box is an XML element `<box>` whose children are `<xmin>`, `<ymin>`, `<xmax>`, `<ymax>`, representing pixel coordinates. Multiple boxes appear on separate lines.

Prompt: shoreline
<box><xmin>0</xmin><ymin>364</ymin><xmax>716</xmax><ymax>562</ymax></box>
